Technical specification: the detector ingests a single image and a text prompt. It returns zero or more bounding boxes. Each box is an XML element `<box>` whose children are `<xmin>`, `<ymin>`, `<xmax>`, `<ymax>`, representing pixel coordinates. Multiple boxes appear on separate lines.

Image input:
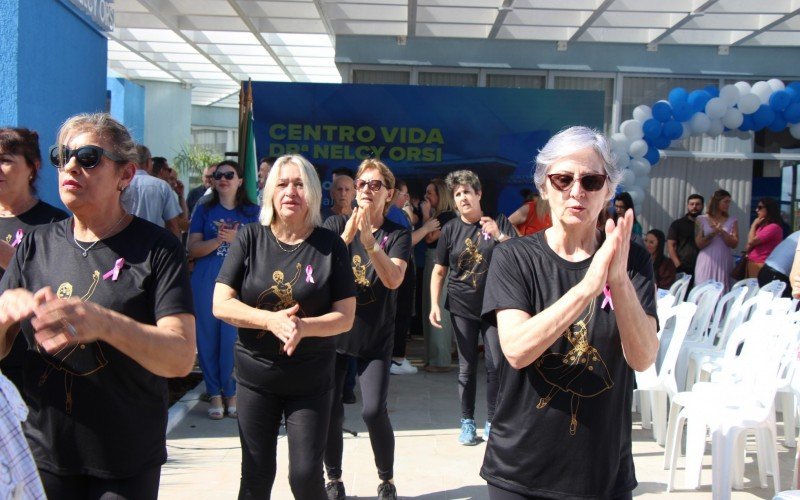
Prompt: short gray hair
<box><xmin>259</xmin><ymin>155</ymin><xmax>322</xmax><ymax>228</ymax></box>
<box><xmin>56</xmin><ymin>113</ymin><xmax>138</xmax><ymax>168</ymax></box>
<box><xmin>533</xmin><ymin>126</ymin><xmax>620</xmax><ymax>200</ymax></box>
<box><xmin>445</xmin><ymin>170</ymin><xmax>481</xmax><ymax>194</ymax></box>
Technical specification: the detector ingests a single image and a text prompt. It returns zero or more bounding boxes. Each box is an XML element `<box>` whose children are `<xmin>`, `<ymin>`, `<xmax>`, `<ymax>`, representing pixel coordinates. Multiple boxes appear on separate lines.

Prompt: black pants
<box><xmin>758</xmin><ymin>264</ymin><xmax>792</xmax><ymax>298</ymax></box>
<box><xmin>237</xmin><ymin>383</ymin><xmax>332</xmax><ymax>499</ymax></box>
<box><xmin>39</xmin><ymin>466</ymin><xmax>161</xmax><ymax>500</ymax></box>
<box><xmin>392</xmin><ymin>262</ymin><xmax>416</xmax><ymax>358</ymax></box>
<box><xmin>326</xmin><ymin>353</ymin><xmax>394</xmax><ymax>482</ymax></box>
<box><xmin>487</xmin><ymin>484</ymin><xmax>633</xmax><ymax>500</ymax></box>
<box><xmin>452</xmin><ymin>314</ymin><xmax>500</xmax><ymax>421</ymax></box>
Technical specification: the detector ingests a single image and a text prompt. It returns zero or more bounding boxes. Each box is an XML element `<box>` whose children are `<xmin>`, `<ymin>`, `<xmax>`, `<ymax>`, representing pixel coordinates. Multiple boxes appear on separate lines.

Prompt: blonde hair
<box><xmin>259</xmin><ymin>155</ymin><xmax>322</xmax><ymax>227</ymax></box>
<box><xmin>355</xmin><ymin>158</ymin><xmax>396</xmax><ymax>215</ymax></box>
<box><xmin>428</xmin><ymin>178</ymin><xmax>454</xmax><ymax>217</ymax></box>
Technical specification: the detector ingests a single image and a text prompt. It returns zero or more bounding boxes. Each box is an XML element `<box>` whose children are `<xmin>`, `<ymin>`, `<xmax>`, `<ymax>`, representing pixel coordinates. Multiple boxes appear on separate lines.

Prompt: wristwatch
<box><xmin>494</xmin><ymin>232</ymin><xmax>506</xmax><ymax>242</ymax></box>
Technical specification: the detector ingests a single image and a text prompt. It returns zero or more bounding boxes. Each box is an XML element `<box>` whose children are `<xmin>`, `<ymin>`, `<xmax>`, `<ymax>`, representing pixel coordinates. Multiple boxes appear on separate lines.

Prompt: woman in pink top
<box><xmin>745</xmin><ymin>197</ymin><xmax>783</xmax><ymax>278</ymax></box>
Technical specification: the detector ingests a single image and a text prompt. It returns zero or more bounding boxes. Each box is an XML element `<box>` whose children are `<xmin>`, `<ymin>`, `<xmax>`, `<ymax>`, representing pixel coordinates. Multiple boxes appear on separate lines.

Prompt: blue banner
<box><xmin>252</xmin><ymin>82</ymin><xmax>603</xmax><ymax>215</ymax></box>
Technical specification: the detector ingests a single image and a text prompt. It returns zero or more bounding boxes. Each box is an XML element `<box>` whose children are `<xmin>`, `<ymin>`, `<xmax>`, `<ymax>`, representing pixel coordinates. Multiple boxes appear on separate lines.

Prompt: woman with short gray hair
<box><xmin>481</xmin><ymin>126</ymin><xmax>658</xmax><ymax>499</ymax></box>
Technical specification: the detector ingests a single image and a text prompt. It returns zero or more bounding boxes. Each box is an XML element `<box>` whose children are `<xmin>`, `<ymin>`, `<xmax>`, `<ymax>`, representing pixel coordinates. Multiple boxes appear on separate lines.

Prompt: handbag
<box><xmin>731</xmin><ymin>252</ymin><xmax>747</xmax><ymax>280</ymax></box>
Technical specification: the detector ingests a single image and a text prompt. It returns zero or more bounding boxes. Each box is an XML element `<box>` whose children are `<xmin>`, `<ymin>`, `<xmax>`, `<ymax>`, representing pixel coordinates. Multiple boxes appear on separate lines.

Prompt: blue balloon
<box><xmin>688</xmin><ymin>90</ymin><xmax>712</xmax><ymax>113</ymax></box>
<box><xmin>672</xmin><ymin>102</ymin><xmax>694</xmax><ymax>122</ymax></box>
<box><xmin>652</xmin><ymin>101</ymin><xmax>672</xmax><ymax>122</ymax></box>
<box><xmin>753</xmin><ymin>105</ymin><xmax>775</xmax><ymax>129</ymax></box>
<box><xmin>784</xmin><ymin>102</ymin><xmax>800</xmax><ymax>123</ymax></box>
<box><xmin>703</xmin><ymin>85</ymin><xmax>720</xmax><ymax>98</ymax></box>
<box><xmin>668</xmin><ymin>87</ymin><xmax>689</xmax><ymax>106</ymax></box>
<box><xmin>788</xmin><ymin>81</ymin><xmax>800</xmax><ymax>98</ymax></box>
<box><xmin>642</xmin><ymin>119</ymin><xmax>662</xmax><ymax>139</ymax></box>
<box><xmin>786</xmin><ymin>87</ymin><xmax>799</xmax><ymax>105</ymax></box>
<box><xmin>662</xmin><ymin>120</ymin><xmax>683</xmax><ymax>140</ymax></box>
<box><xmin>653</xmin><ymin>135</ymin><xmax>671</xmax><ymax>149</ymax></box>
<box><xmin>769</xmin><ymin>90</ymin><xmax>792</xmax><ymax>112</ymax></box>
<box><xmin>768</xmin><ymin>114</ymin><xmax>787</xmax><ymax>132</ymax></box>
<box><xmin>740</xmin><ymin>114</ymin><xmax>754</xmax><ymax>131</ymax></box>
<box><xmin>644</xmin><ymin>146</ymin><xmax>660</xmax><ymax>166</ymax></box>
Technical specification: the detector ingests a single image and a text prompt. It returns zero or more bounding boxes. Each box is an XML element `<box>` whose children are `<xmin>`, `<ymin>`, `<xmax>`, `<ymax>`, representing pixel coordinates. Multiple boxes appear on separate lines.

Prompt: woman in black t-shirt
<box><xmin>429</xmin><ymin>169</ymin><xmax>516</xmax><ymax>446</ymax></box>
<box><xmin>0</xmin><ymin>113</ymin><xmax>196</xmax><ymax>499</ymax></box>
<box><xmin>421</xmin><ymin>177</ymin><xmax>457</xmax><ymax>371</ymax></box>
<box><xmin>481</xmin><ymin>126</ymin><xmax>658</xmax><ymax>499</ymax></box>
<box><xmin>0</xmin><ymin>128</ymin><xmax>68</xmax><ymax>390</ymax></box>
<box><xmin>213</xmin><ymin>154</ymin><xmax>356</xmax><ymax>500</ymax></box>
<box><xmin>323</xmin><ymin>159</ymin><xmax>411</xmax><ymax>500</ymax></box>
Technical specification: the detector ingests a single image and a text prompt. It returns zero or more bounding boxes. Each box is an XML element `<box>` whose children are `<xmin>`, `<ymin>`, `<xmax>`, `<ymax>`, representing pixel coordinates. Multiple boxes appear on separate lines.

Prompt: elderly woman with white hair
<box><xmin>480</xmin><ymin>126</ymin><xmax>658</xmax><ymax>499</ymax></box>
<box><xmin>213</xmin><ymin>154</ymin><xmax>356</xmax><ymax>499</ymax></box>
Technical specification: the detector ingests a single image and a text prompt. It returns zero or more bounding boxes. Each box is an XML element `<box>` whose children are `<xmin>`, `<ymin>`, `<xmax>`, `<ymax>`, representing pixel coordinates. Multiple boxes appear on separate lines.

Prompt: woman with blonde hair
<box><xmin>421</xmin><ymin>177</ymin><xmax>457</xmax><ymax>371</ymax></box>
<box><xmin>0</xmin><ymin>113</ymin><xmax>195</xmax><ymax>498</ymax></box>
<box><xmin>213</xmin><ymin>154</ymin><xmax>356</xmax><ymax>499</ymax></box>
<box><xmin>324</xmin><ymin>158</ymin><xmax>411</xmax><ymax>500</ymax></box>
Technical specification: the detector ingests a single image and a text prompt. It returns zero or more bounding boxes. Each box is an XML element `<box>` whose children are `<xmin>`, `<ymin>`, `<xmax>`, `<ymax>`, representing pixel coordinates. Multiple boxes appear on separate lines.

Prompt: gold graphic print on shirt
<box><xmin>455</xmin><ymin>236</ymin><xmax>486</xmax><ymax>289</ymax></box>
<box><xmin>352</xmin><ymin>254</ymin><xmax>375</xmax><ymax>305</ymax></box>
<box><xmin>39</xmin><ymin>270</ymin><xmax>107</xmax><ymax>414</ymax></box>
<box><xmin>255</xmin><ymin>263</ymin><xmax>304</xmax><ymax>338</ymax></box>
<box><xmin>533</xmin><ymin>298</ymin><xmax>613</xmax><ymax>435</ymax></box>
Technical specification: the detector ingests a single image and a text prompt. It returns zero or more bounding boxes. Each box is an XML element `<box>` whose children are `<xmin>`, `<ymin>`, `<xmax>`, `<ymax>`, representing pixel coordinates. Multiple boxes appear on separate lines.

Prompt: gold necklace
<box><xmin>71</xmin><ymin>213</ymin><xmax>129</xmax><ymax>257</ymax></box>
<box><xmin>272</xmin><ymin>227</ymin><xmax>312</xmax><ymax>253</ymax></box>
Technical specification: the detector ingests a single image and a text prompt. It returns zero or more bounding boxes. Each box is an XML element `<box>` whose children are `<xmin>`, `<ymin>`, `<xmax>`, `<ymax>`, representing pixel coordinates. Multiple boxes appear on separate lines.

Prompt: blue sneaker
<box><xmin>484</xmin><ymin>421</ymin><xmax>491</xmax><ymax>440</ymax></box>
<box><xmin>459</xmin><ymin>418</ymin><xmax>478</xmax><ymax>446</ymax></box>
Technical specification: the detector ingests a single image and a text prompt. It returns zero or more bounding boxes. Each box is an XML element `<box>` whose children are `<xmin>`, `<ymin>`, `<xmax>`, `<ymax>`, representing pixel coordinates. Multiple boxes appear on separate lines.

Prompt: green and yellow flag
<box><xmin>238</xmin><ymin>80</ymin><xmax>259</xmax><ymax>205</ymax></box>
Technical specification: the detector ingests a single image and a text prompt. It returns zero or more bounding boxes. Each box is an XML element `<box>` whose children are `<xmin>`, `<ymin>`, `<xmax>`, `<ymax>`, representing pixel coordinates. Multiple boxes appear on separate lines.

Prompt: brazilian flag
<box><xmin>238</xmin><ymin>80</ymin><xmax>259</xmax><ymax>205</ymax></box>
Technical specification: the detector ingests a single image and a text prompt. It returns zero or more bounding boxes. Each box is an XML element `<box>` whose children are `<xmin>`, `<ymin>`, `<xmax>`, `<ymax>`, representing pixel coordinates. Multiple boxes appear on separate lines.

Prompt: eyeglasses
<box><xmin>355</xmin><ymin>179</ymin><xmax>385</xmax><ymax>192</ymax></box>
<box><xmin>546</xmin><ymin>173</ymin><xmax>607</xmax><ymax>192</ymax></box>
<box><xmin>213</xmin><ymin>171</ymin><xmax>236</xmax><ymax>181</ymax></box>
<box><xmin>49</xmin><ymin>145</ymin><xmax>124</xmax><ymax>169</ymax></box>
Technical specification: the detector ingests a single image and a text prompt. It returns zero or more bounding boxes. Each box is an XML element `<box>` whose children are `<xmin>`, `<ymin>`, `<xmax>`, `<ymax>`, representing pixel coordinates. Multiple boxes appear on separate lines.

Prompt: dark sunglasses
<box><xmin>355</xmin><ymin>179</ymin><xmax>385</xmax><ymax>192</ymax></box>
<box><xmin>547</xmin><ymin>173</ymin><xmax>607</xmax><ymax>192</ymax></box>
<box><xmin>213</xmin><ymin>171</ymin><xmax>236</xmax><ymax>181</ymax></box>
<box><xmin>49</xmin><ymin>145</ymin><xmax>124</xmax><ymax>169</ymax></box>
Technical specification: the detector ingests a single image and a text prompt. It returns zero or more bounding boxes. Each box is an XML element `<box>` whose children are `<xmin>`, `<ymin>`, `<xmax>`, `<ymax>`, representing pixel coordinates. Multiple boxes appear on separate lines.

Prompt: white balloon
<box><xmin>628</xmin><ymin>139</ymin><xmax>647</xmax><ymax>159</ymax></box>
<box><xmin>752</xmin><ymin>81</ymin><xmax>772</xmax><ymax>104</ymax></box>
<box><xmin>633</xmin><ymin>105</ymin><xmax>653</xmax><ymax>122</ymax></box>
<box><xmin>621</xmin><ymin>119</ymin><xmax>644</xmax><ymax>140</ymax></box>
<box><xmin>734</xmin><ymin>81</ymin><xmax>752</xmax><ymax>95</ymax></box>
<box><xmin>767</xmin><ymin>78</ymin><xmax>786</xmax><ymax>92</ymax></box>
<box><xmin>722</xmin><ymin>107</ymin><xmax>744</xmax><ymax>130</ymax></box>
<box><xmin>616</xmin><ymin>153</ymin><xmax>630</xmax><ymax>169</ymax></box>
<box><xmin>611</xmin><ymin>132</ymin><xmax>629</xmax><ymax>147</ymax></box>
<box><xmin>621</xmin><ymin>168</ymin><xmax>636</xmax><ymax>187</ymax></box>
<box><xmin>689</xmin><ymin>112</ymin><xmax>711</xmax><ymax>134</ymax></box>
<box><xmin>791</xmin><ymin>123</ymin><xmax>800</xmax><ymax>140</ymax></box>
<box><xmin>705</xmin><ymin>98</ymin><xmax>727</xmax><ymax>119</ymax></box>
<box><xmin>737</xmin><ymin>93</ymin><xmax>761</xmax><ymax>114</ymax></box>
<box><xmin>680</xmin><ymin>125</ymin><xmax>692</xmax><ymax>140</ymax></box>
<box><xmin>707</xmin><ymin>118</ymin><xmax>724</xmax><ymax>137</ymax></box>
<box><xmin>628</xmin><ymin>186</ymin><xmax>645</xmax><ymax>204</ymax></box>
<box><xmin>634</xmin><ymin>175</ymin><xmax>651</xmax><ymax>189</ymax></box>
<box><xmin>719</xmin><ymin>84</ymin><xmax>741</xmax><ymax>106</ymax></box>
<box><xmin>630</xmin><ymin>159</ymin><xmax>651</xmax><ymax>177</ymax></box>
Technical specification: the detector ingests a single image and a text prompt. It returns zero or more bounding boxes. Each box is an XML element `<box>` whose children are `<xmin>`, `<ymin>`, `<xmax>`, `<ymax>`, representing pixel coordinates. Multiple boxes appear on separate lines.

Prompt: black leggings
<box><xmin>326</xmin><ymin>353</ymin><xmax>394</xmax><ymax>481</ymax></box>
<box><xmin>237</xmin><ymin>383</ymin><xmax>332</xmax><ymax>499</ymax></box>
<box><xmin>451</xmin><ymin>314</ymin><xmax>501</xmax><ymax>421</ymax></box>
<box><xmin>392</xmin><ymin>262</ymin><xmax>416</xmax><ymax>358</ymax></box>
<box><xmin>757</xmin><ymin>264</ymin><xmax>792</xmax><ymax>298</ymax></box>
<box><xmin>487</xmin><ymin>484</ymin><xmax>632</xmax><ymax>500</ymax></box>
<box><xmin>39</xmin><ymin>467</ymin><xmax>161</xmax><ymax>500</ymax></box>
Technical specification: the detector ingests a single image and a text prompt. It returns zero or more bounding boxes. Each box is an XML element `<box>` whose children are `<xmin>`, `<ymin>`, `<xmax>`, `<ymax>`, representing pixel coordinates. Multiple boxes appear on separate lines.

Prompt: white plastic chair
<box><xmin>635</xmin><ymin>302</ymin><xmax>697</xmax><ymax>445</ymax></box>
<box><xmin>668</xmin><ymin>273</ymin><xmax>692</xmax><ymax>306</ymax></box>
<box><xmin>731</xmin><ymin>277</ymin><xmax>759</xmax><ymax>302</ymax></box>
<box><xmin>675</xmin><ymin>281</ymin><xmax>724</xmax><ymax>391</ymax></box>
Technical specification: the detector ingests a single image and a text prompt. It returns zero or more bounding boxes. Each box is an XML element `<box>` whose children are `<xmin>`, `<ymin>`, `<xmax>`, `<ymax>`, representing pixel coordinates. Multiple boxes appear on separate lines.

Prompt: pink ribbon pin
<box><xmin>379</xmin><ymin>235</ymin><xmax>389</xmax><ymax>249</ymax></box>
<box><xmin>10</xmin><ymin>229</ymin><xmax>23</xmax><ymax>247</ymax></box>
<box><xmin>601</xmin><ymin>284</ymin><xmax>614</xmax><ymax>311</ymax></box>
<box><xmin>481</xmin><ymin>230</ymin><xmax>491</xmax><ymax>241</ymax></box>
<box><xmin>305</xmin><ymin>265</ymin><xmax>315</xmax><ymax>284</ymax></box>
<box><xmin>103</xmin><ymin>258</ymin><xmax>125</xmax><ymax>281</ymax></box>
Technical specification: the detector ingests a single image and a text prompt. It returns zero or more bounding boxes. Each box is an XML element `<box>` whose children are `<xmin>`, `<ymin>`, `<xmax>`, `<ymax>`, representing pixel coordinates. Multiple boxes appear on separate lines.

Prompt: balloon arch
<box><xmin>611</xmin><ymin>79</ymin><xmax>800</xmax><ymax>205</ymax></box>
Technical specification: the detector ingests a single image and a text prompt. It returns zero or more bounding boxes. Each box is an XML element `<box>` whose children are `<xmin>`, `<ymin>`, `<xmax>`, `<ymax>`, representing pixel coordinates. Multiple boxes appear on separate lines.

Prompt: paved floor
<box><xmin>160</xmin><ymin>338</ymin><xmax>797</xmax><ymax>499</ymax></box>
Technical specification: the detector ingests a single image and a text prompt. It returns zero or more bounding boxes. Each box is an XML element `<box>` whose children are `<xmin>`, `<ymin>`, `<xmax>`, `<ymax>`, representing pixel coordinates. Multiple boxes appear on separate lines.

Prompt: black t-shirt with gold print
<box><xmin>0</xmin><ymin>216</ymin><xmax>193</xmax><ymax>479</ymax></box>
<box><xmin>435</xmin><ymin>213</ymin><xmax>515</xmax><ymax>320</ymax></box>
<box><xmin>324</xmin><ymin>215</ymin><xmax>411</xmax><ymax>359</ymax></box>
<box><xmin>480</xmin><ymin>231</ymin><xmax>657</xmax><ymax>499</ymax></box>
<box><xmin>216</xmin><ymin>224</ymin><xmax>356</xmax><ymax>396</ymax></box>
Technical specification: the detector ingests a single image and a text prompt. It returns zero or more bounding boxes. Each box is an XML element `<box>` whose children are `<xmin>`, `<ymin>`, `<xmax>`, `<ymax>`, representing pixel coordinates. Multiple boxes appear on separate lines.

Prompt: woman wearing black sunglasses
<box><xmin>0</xmin><ymin>113</ymin><xmax>195</xmax><ymax>498</ymax></box>
<box><xmin>323</xmin><ymin>158</ymin><xmax>411</xmax><ymax>500</ymax></box>
<box><xmin>480</xmin><ymin>126</ymin><xmax>658</xmax><ymax>500</ymax></box>
<box><xmin>0</xmin><ymin>128</ymin><xmax>68</xmax><ymax>391</ymax></box>
<box><xmin>188</xmin><ymin>160</ymin><xmax>259</xmax><ymax>419</ymax></box>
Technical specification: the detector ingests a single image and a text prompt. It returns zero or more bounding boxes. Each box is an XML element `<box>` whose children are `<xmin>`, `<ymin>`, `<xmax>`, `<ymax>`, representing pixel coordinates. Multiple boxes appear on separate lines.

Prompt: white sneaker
<box><xmin>390</xmin><ymin>358</ymin><xmax>418</xmax><ymax>375</ymax></box>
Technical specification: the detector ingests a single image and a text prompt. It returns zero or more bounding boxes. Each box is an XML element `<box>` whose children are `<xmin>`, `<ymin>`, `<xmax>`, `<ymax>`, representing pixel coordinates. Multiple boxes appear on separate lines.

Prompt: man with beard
<box><xmin>667</xmin><ymin>194</ymin><xmax>704</xmax><ymax>281</ymax></box>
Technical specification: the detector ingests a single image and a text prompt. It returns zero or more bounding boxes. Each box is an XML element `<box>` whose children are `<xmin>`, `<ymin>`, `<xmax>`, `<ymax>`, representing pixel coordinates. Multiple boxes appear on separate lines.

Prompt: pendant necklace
<box><xmin>72</xmin><ymin>213</ymin><xmax>129</xmax><ymax>257</ymax></box>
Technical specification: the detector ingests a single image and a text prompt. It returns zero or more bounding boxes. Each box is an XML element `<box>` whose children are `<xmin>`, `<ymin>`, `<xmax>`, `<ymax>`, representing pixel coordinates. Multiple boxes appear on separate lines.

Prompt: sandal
<box><xmin>226</xmin><ymin>396</ymin><xmax>238</xmax><ymax>419</ymax></box>
<box><xmin>208</xmin><ymin>396</ymin><xmax>224</xmax><ymax>420</ymax></box>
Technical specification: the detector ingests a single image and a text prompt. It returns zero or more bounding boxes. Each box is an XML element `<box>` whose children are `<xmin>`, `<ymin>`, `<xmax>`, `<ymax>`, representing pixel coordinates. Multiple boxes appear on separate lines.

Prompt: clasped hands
<box><xmin>0</xmin><ymin>287</ymin><xmax>106</xmax><ymax>354</ymax></box>
<box><xmin>265</xmin><ymin>303</ymin><xmax>305</xmax><ymax>356</ymax></box>
<box><xmin>582</xmin><ymin>209</ymin><xmax>635</xmax><ymax>297</ymax></box>
<box><xmin>342</xmin><ymin>207</ymin><xmax>380</xmax><ymax>249</ymax></box>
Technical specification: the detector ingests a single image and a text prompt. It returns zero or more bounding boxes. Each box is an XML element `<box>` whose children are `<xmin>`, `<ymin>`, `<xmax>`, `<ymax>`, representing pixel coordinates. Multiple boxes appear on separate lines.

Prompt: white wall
<box><xmin>136</xmin><ymin>80</ymin><xmax>192</xmax><ymax>162</ymax></box>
